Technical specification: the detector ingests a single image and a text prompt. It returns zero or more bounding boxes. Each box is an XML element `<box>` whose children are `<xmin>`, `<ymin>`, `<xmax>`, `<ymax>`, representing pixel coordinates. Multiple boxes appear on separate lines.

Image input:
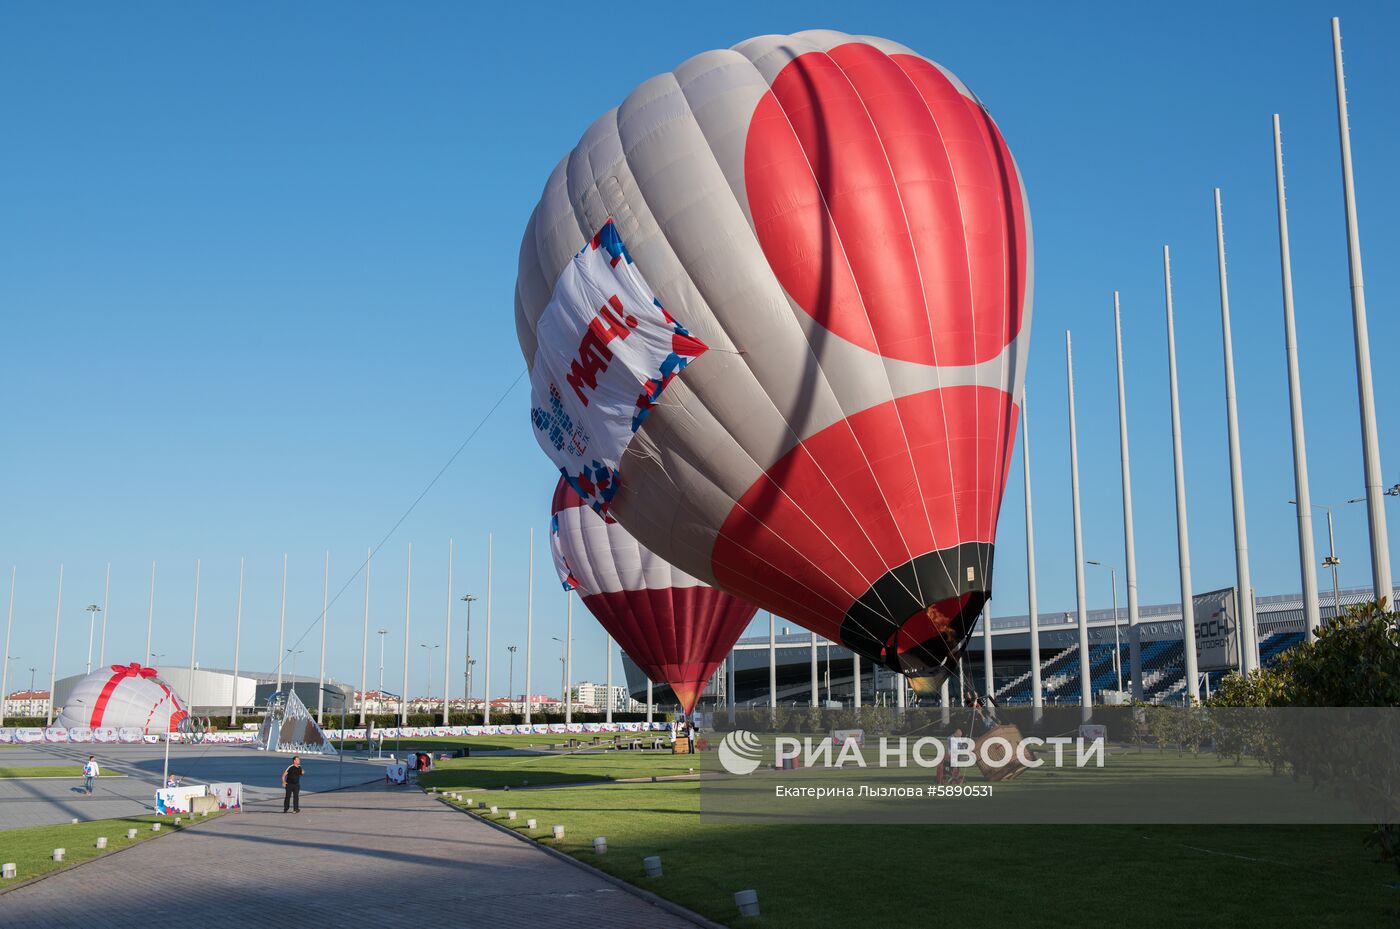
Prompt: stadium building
<box><xmin>622</xmin><ymin>582</ymin><xmax>1398</xmax><ymax>710</ymax></box>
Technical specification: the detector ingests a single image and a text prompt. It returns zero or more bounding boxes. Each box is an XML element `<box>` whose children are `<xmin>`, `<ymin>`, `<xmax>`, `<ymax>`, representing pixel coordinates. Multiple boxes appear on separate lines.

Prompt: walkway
<box><xmin>0</xmin><ymin>780</ymin><xmax>699</xmax><ymax>928</ymax></box>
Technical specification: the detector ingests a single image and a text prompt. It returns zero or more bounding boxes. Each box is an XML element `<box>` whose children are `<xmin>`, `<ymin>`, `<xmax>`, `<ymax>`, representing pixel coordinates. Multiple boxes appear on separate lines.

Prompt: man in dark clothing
<box><xmin>282</xmin><ymin>756</ymin><xmax>304</xmax><ymax>813</ymax></box>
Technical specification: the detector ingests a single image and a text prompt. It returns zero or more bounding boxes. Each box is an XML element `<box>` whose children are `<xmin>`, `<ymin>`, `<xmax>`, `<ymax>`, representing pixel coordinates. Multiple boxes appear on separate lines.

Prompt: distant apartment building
<box><xmin>572</xmin><ymin>682</ymin><xmax>638</xmax><ymax>713</ymax></box>
<box><xmin>4</xmin><ymin>690</ymin><xmax>51</xmax><ymax>717</ymax></box>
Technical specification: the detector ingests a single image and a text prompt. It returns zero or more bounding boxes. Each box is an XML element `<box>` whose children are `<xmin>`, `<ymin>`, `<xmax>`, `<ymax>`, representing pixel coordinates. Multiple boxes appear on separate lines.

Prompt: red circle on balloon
<box><xmin>744</xmin><ymin>43</ymin><xmax>1028</xmax><ymax>367</ymax></box>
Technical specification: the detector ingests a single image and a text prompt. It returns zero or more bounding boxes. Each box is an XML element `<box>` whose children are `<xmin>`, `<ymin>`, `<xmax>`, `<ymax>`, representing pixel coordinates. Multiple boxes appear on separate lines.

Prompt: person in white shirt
<box><xmin>82</xmin><ymin>756</ymin><xmax>99</xmax><ymax>795</ymax></box>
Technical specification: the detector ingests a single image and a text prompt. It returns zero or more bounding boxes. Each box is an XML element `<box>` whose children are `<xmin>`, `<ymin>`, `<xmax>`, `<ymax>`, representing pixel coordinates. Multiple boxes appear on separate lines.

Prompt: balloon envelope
<box><xmin>56</xmin><ymin>663</ymin><xmax>190</xmax><ymax>734</ymax></box>
<box><xmin>519</xmin><ymin>31</ymin><xmax>1030</xmax><ymax>691</ymax></box>
<box><xmin>551</xmin><ymin>477</ymin><xmax>757</xmax><ymax>713</ymax></box>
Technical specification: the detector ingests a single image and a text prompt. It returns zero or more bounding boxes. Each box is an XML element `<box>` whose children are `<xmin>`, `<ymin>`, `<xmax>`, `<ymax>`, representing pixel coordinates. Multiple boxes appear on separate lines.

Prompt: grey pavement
<box><xmin>1</xmin><ymin>742</ymin><xmax>386</xmax><ymax>829</ymax></box>
<box><xmin>0</xmin><ymin>779</ymin><xmax>699</xmax><ymax>929</ymax></box>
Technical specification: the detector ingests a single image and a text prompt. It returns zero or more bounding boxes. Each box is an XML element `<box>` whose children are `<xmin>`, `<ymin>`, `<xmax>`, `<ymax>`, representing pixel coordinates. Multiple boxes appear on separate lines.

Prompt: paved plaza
<box><xmin>0</xmin><ymin>742</ymin><xmax>386</xmax><ymax>829</ymax></box>
<box><xmin>0</xmin><ymin>778</ymin><xmax>699</xmax><ymax>928</ymax></box>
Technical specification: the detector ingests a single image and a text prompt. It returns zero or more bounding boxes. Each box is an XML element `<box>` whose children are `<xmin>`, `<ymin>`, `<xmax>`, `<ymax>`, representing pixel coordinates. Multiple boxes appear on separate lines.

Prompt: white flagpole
<box><xmin>360</xmin><ymin>546</ymin><xmax>371</xmax><ymax>725</ymax></box>
<box><xmin>1164</xmin><ymin>246</ymin><xmax>1201</xmax><ymax>703</ymax></box>
<box><xmin>982</xmin><ymin>601</ymin><xmax>994</xmax><ymax>699</ymax></box>
<box><xmin>401</xmin><ymin>544</ymin><xmax>412</xmax><ymax>726</ymax></box>
<box><xmin>188</xmin><ymin>560</ymin><xmax>200</xmax><ymax>699</ymax></box>
<box><xmin>565</xmin><ymin>593</ymin><xmax>573</xmax><ymax>724</ymax></box>
<box><xmin>98</xmin><ymin>563</ymin><xmax>111</xmax><ymax>667</ymax></box>
<box><xmin>1214</xmin><ymin>189</ymin><xmax>1259</xmax><ymax>674</ymax></box>
<box><xmin>1022</xmin><ymin>391</ymin><xmax>1043</xmax><ymax>715</ymax></box>
<box><xmin>605</xmin><ymin>634</ymin><xmax>613</xmax><ymax>724</ymax></box>
<box><xmin>276</xmin><ymin>555</ymin><xmax>287</xmax><ymax>692</ymax></box>
<box><xmin>1112</xmin><ymin>295</ymin><xmax>1144</xmax><ymax>701</ymax></box>
<box><xmin>231</xmin><ymin>557</ymin><xmax>244</xmax><ymax>727</ymax></box>
<box><xmin>1273</xmin><ymin>115</ymin><xmax>1322</xmax><ymax>640</ymax></box>
<box><xmin>443</xmin><ymin>539</ymin><xmax>453</xmax><ymax>726</ymax></box>
<box><xmin>1</xmin><ymin>566</ymin><xmax>14</xmax><ymax>726</ymax></box>
<box><xmin>1331</xmin><ymin>17</ymin><xmax>1392</xmax><ymax>605</ymax></box>
<box><xmin>768</xmin><ymin>613</ymin><xmax>776</xmax><ymax>714</ymax></box>
<box><xmin>1066</xmin><ymin>332</ymin><xmax>1092</xmax><ymax>721</ymax></box>
<box><xmin>48</xmin><ymin>565</ymin><xmax>63</xmax><ymax>724</ymax></box>
<box><xmin>483</xmin><ymin>534</ymin><xmax>492</xmax><ymax>725</ymax></box>
<box><xmin>525</xmin><ymin>528</ymin><xmax>534</xmax><ymax>726</ymax></box>
<box><xmin>145</xmin><ymin>561</ymin><xmax>156</xmax><ymax>666</ymax></box>
<box><xmin>318</xmin><ymin>551</ymin><xmax>329</xmax><ymax>723</ymax></box>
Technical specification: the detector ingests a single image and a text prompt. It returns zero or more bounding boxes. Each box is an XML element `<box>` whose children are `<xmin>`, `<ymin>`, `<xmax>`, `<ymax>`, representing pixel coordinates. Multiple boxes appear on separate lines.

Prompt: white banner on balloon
<box><xmin>529</xmin><ymin>219</ymin><xmax>707</xmax><ymax>514</ymax></box>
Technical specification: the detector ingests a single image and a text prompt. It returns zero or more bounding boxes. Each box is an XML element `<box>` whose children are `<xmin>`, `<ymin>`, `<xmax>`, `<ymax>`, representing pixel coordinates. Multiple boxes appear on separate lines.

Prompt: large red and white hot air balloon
<box><xmin>551</xmin><ymin>477</ymin><xmax>757</xmax><ymax>713</ymax></box>
<box><xmin>56</xmin><ymin>663</ymin><xmax>190</xmax><ymax>734</ymax></box>
<box><xmin>519</xmin><ymin>31</ymin><xmax>1030</xmax><ymax>693</ymax></box>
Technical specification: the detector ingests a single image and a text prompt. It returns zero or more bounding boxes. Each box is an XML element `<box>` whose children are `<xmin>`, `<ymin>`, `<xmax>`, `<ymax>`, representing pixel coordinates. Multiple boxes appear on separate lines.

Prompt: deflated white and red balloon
<box><xmin>551</xmin><ymin>477</ymin><xmax>756</xmax><ymax>714</ymax></box>
<box><xmin>56</xmin><ymin>663</ymin><xmax>190</xmax><ymax>734</ymax></box>
<box><xmin>519</xmin><ymin>31</ymin><xmax>1031</xmax><ymax>691</ymax></box>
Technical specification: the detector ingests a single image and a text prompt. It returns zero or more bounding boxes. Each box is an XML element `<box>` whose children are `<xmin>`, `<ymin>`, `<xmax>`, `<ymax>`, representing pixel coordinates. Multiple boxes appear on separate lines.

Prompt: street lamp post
<box><xmin>461</xmin><ymin>594</ymin><xmax>476</xmax><ymax>713</ymax></box>
<box><xmin>84</xmin><ymin>604</ymin><xmax>102</xmax><ymax>675</ymax></box>
<box><xmin>322</xmin><ymin>685</ymin><xmax>347</xmax><ymax>789</ymax></box>
<box><xmin>1086</xmin><ymin>561</ymin><xmax>1124</xmax><ymax>694</ymax></box>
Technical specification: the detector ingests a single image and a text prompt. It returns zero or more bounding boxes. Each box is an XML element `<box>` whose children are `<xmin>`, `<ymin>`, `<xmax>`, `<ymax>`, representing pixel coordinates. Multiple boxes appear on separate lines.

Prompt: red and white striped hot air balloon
<box><xmin>551</xmin><ymin>477</ymin><xmax>757</xmax><ymax>714</ymax></box>
<box><xmin>519</xmin><ymin>31</ymin><xmax>1030</xmax><ymax>693</ymax></box>
<box><xmin>56</xmin><ymin>663</ymin><xmax>190</xmax><ymax>734</ymax></box>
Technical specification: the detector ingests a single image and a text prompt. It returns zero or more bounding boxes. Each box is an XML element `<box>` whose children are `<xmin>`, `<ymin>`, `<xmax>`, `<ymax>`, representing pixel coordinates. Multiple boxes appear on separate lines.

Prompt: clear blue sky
<box><xmin>2</xmin><ymin>2</ymin><xmax>1396</xmax><ymax>701</ymax></box>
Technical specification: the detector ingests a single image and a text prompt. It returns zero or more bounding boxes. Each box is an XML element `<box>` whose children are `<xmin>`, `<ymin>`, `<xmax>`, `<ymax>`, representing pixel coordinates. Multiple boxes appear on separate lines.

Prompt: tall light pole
<box><xmin>525</xmin><ymin>528</ymin><xmax>534</xmax><ymax>727</ymax></box>
<box><xmin>231</xmin><ymin>557</ymin><xmax>244</xmax><ymax>727</ymax></box>
<box><xmin>1164</xmin><ymin>246</ymin><xmax>1201</xmax><ymax>704</ymax></box>
<box><xmin>484</xmin><ymin>534</ymin><xmax>493</xmax><ymax>725</ymax></box>
<box><xmin>1022</xmin><ymin>391</ymin><xmax>1043</xmax><ymax>715</ymax></box>
<box><xmin>564</xmin><ymin>593</ymin><xmax>572</xmax><ymax>724</ymax></box>
<box><xmin>552</xmin><ymin>636</ymin><xmax>567</xmax><ymax>716</ymax></box>
<box><xmin>98</xmin><ymin>563</ymin><xmax>111</xmax><ymax>667</ymax></box>
<box><xmin>376</xmin><ymin>628</ymin><xmax>388</xmax><ymax>696</ymax></box>
<box><xmin>506</xmin><ymin>645</ymin><xmax>518</xmax><ymax>715</ymax></box>
<box><xmin>1273</xmin><ymin>114</ymin><xmax>1323</xmax><ymax>641</ymax></box>
<box><xmin>419</xmin><ymin>643</ymin><xmax>439</xmax><ymax>715</ymax></box>
<box><xmin>1331</xmin><ymin>17</ymin><xmax>1393</xmax><ymax>606</ymax></box>
<box><xmin>1066</xmin><ymin>332</ymin><xmax>1092</xmax><ymax>720</ymax></box>
<box><xmin>47</xmin><ymin>565</ymin><xmax>63</xmax><ymax>725</ymax></box>
<box><xmin>84</xmin><ymin>604</ymin><xmax>102</xmax><ymax>674</ymax></box>
<box><xmin>401</xmin><ymin>544</ymin><xmax>412</xmax><ymax>727</ymax></box>
<box><xmin>1087</xmin><ymin>561</ymin><xmax>1123</xmax><ymax>694</ymax></box>
<box><xmin>1213</xmin><ymin>189</ymin><xmax>1259</xmax><ymax>674</ymax></box>
<box><xmin>318</xmin><ymin>551</ymin><xmax>329</xmax><ymax>724</ymax></box>
<box><xmin>0</xmin><ymin>566</ymin><xmax>14</xmax><ymax>726</ymax></box>
<box><xmin>360</xmin><ymin>548</ymin><xmax>371</xmax><ymax>725</ymax></box>
<box><xmin>1111</xmin><ymin>295</ymin><xmax>1144</xmax><ymax>701</ymax></box>
<box><xmin>461</xmin><ymin>593</ymin><xmax>476</xmax><ymax>714</ymax></box>
<box><xmin>443</xmin><ymin>539</ymin><xmax>453</xmax><ymax>726</ymax></box>
<box><xmin>276</xmin><ymin>555</ymin><xmax>287</xmax><ymax>693</ymax></box>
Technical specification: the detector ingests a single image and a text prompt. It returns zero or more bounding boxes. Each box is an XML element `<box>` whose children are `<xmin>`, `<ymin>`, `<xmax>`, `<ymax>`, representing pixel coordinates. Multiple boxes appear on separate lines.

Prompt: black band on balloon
<box><xmin>838</xmin><ymin>541</ymin><xmax>994</xmax><ymax>683</ymax></box>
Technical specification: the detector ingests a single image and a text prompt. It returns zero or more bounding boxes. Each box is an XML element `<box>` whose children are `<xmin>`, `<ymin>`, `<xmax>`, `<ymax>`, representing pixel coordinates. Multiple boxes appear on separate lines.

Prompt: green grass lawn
<box><xmin>0</xmin><ymin>812</ymin><xmax>221</xmax><ymax>887</ymax></box>
<box><xmin>420</xmin><ymin>748</ymin><xmax>695</xmax><ymax>791</ymax></box>
<box><xmin>0</xmin><ymin>766</ymin><xmax>121</xmax><ymax>779</ymax></box>
<box><xmin>435</xmin><ymin>751</ymin><xmax>1397</xmax><ymax>928</ymax></box>
<box><xmin>334</xmin><ymin>733</ymin><xmax>587</xmax><ymax>754</ymax></box>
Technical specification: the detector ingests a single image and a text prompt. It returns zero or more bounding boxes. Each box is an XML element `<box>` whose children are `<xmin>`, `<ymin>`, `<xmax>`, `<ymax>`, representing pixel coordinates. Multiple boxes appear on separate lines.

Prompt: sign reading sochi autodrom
<box><xmin>716</xmin><ymin>730</ymin><xmax>1105</xmax><ymax>776</ymax></box>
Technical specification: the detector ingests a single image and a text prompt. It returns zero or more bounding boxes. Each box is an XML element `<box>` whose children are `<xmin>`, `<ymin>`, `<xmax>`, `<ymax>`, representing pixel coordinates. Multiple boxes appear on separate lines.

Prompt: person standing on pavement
<box><xmin>282</xmin><ymin>756</ymin><xmax>304</xmax><ymax>813</ymax></box>
<box><xmin>82</xmin><ymin>755</ymin><xmax>99</xmax><ymax>795</ymax></box>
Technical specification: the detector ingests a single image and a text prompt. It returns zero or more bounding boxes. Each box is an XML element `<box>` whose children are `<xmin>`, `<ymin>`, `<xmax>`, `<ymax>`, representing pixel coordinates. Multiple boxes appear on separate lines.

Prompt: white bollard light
<box><xmin>593</xmin><ymin>836</ymin><xmax>608</xmax><ymax>854</ymax></box>
<box><xmin>126</xmin><ymin>829</ymin><xmax>138</xmax><ymax>839</ymax></box>
<box><xmin>152</xmin><ymin>823</ymin><xmax>161</xmax><ymax>831</ymax></box>
<box><xmin>71</xmin><ymin>818</ymin><xmax>79</xmax><ymax>824</ymax></box>
<box><xmin>508</xmin><ymin>810</ymin><xmax>517</xmax><ymax>820</ymax></box>
<box><xmin>489</xmin><ymin>805</ymin><xmax>498</xmax><ymax>814</ymax></box>
<box><xmin>735</xmin><ymin>889</ymin><xmax>760</xmax><ymax>917</ymax></box>
<box><xmin>95</xmin><ymin>837</ymin><xmax>108</xmax><ymax>849</ymax></box>
<box><xmin>526</xmin><ymin>818</ymin><xmax>537</xmax><ymax>829</ymax></box>
<box><xmin>552</xmin><ymin>825</ymin><xmax>565</xmax><ymax>839</ymax></box>
<box><xmin>1</xmin><ymin>863</ymin><xmax>15</xmax><ymax>879</ymax></box>
<box><xmin>643</xmin><ymin>855</ymin><xmax>663</xmax><ymax>878</ymax></box>
<box><xmin>52</xmin><ymin>848</ymin><xmax>65</xmax><ymax>862</ymax></box>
